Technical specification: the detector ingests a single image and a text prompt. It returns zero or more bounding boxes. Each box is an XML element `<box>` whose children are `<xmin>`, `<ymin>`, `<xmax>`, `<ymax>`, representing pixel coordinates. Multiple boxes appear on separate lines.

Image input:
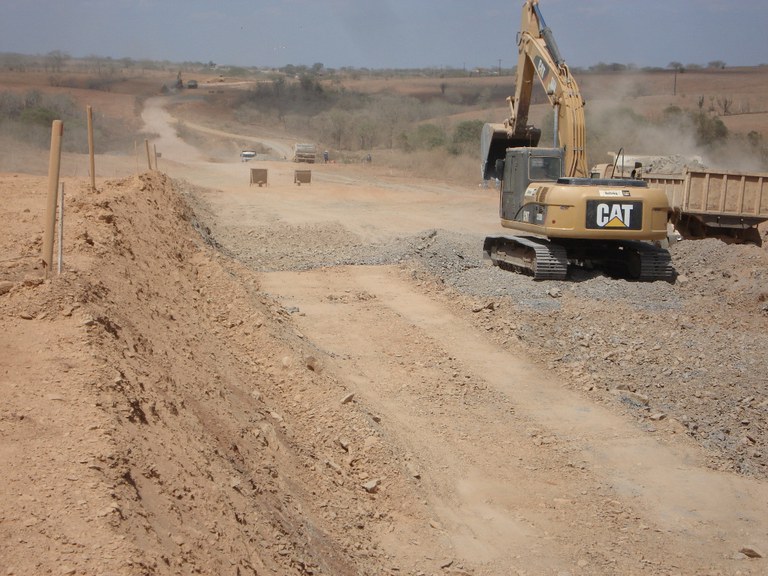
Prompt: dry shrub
<box><xmin>0</xmin><ymin>133</ymin><xmax>50</xmax><ymax>174</ymax></box>
<box><xmin>377</xmin><ymin>148</ymin><xmax>480</xmax><ymax>186</ymax></box>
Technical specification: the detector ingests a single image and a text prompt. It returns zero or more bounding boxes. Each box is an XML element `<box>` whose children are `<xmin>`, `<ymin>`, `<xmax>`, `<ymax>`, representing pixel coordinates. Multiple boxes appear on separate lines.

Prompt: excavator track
<box><xmin>629</xmin><ymin>241</ymin><xmax>675</xmax><ymax>282</ymax></box>
<box><xmin>484</xmin><ymin>236</ymin><xmax>675</xmax><ymax>282</ymax></box>
<box><xmin>483</xmin><ymin>235</ymin><xmax>569</xmax><ymax>280</ymax></box>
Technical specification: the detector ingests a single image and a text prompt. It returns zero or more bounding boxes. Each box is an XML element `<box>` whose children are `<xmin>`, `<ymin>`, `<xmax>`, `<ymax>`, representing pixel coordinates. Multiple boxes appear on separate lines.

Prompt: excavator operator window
<box><xmin>529</xmin><ymin>157</ymin><xmax>561</xmax><ymax>182</ymax></box>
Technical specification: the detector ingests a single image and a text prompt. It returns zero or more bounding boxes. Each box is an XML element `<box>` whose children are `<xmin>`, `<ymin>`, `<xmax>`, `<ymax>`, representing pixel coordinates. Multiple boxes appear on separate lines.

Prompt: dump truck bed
<box><xmin>643</xmin><ymin>169</ymin><xmax>768</xmax><ymax>218</ymax></box>
<box><xmin>642</xmin><ymin>169</ymin><xmax>768</xmax><ymax>242</ymax></box>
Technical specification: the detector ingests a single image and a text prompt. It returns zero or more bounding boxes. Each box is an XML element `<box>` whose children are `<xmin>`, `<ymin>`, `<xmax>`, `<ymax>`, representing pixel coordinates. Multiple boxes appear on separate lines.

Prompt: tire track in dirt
<box><xmin>260</xmin><ymin>264</ymin><xmax>768</xmax><ymax>575</ymax></box>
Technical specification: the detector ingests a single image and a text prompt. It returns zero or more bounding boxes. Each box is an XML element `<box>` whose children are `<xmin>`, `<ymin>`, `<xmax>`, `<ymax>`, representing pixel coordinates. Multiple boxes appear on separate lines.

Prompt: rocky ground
<box><xmin>191</xmin><ymin>192</ymin><xmax>768</xmax><ymax>482</ymax></box>
<box><xmin>412</xmin><ymin>232</ymin><xmax>768</xmax><ymax>479</ymax></box>
<box><xmin>2</xmin><ymin>169</ymin><xmax>767</xmax><ymax>576</ymax></box>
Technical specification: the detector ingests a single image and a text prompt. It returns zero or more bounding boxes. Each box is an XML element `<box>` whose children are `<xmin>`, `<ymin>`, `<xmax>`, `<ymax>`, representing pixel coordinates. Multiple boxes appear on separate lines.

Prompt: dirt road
<box><xmin>136</xmin><ymin>97</ymin><xmax>768</xmax><ymax>574</ymax></box>
<box><xmin>258</xmin><ymin>265</ymin><xmax>768</xmax><ymax>574</ymax></box>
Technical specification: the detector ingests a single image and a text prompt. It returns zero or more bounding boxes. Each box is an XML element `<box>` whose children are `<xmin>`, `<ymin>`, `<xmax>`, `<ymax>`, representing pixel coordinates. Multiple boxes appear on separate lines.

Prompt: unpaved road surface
<box><xmin>1</xmin><ymin>96</ymin><xmax>767</xmax><ymax>576</ymax></box>
<box><xmin>259</xmin><ymin>265</ymin><xmax>768</xmax><ymax>574</ymax></box>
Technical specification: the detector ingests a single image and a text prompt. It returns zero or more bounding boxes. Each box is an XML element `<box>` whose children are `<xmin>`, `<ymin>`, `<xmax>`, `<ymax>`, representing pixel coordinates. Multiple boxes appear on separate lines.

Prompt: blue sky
<box><xmin>2</xmin><ymin>0</ymin><xmax>767</xmax><ymax>70</ymax></box>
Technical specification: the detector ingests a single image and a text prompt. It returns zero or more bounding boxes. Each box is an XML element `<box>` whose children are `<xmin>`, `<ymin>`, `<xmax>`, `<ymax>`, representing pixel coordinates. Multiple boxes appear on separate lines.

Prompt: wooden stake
<box><xmin>87</xmin><ymin>105</ymin><xmax>96</xmax><ymax>191</ymax></box>
<box><xmin>42</xmin><ymin>120</ymin><xmax>63</xmax><ymax>278</ymax></box>
<box><xmin>57</xmin><ymin>183</ymin><xmax>64</xmax><ymax>274</ymax></box>
<box><xmin>145</xmin><ymin>139</ymin><xmax>152</xmax><ymax>171</ymax></box>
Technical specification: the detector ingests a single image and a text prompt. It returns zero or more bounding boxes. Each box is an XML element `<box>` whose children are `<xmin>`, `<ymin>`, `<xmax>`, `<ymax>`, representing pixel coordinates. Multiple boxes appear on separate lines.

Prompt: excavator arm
<box><xmin>482</xmin><ymin>0</ymin><xmax>587</xmax><ymax>179</ymax></box>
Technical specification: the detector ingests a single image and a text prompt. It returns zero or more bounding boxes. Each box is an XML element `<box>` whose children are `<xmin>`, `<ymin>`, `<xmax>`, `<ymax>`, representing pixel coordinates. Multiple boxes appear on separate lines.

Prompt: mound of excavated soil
<box><xmin>0</xmin><ymin>173</ymin><xmax>427</xmax><ymax>576</ymax></box>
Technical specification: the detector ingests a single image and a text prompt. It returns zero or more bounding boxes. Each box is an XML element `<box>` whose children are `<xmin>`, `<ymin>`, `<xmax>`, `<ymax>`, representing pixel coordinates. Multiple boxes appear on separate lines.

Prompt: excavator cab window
<box><xmin>529</xmin><ymin>157</ymin><xmax>561</xmax><ymax>182</ymax></box>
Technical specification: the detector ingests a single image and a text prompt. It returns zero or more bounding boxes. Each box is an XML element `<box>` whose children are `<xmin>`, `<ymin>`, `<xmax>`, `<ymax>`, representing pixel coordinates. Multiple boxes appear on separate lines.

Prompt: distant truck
<box><xmin>293</xmin><ymin>143</ymin><xmax>317</xmax><ymax>164</ymax></box>
<box><xmin>592</xmin><ymin>159</ymin><xmax>768</xmax><ymax>244</ymax></box>
<box><xmin>187</xmin><ymin>79</ymin><xmax>198</xmax><ymax>89</ymax></box>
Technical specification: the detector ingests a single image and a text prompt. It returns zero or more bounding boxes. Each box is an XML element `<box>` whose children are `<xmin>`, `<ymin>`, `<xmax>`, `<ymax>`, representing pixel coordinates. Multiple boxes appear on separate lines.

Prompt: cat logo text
<box><xmin>586</xmin><ymin>200</ymin><xmax>642</xmax><ymax>230</ymax></box>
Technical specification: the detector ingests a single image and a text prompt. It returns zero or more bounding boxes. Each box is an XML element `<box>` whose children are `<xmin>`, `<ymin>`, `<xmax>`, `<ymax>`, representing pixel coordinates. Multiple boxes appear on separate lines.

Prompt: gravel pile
<box><xmin>638</xmin><ymin>154</ymin><xmax>707</xmax><ymax>175</ymax></box>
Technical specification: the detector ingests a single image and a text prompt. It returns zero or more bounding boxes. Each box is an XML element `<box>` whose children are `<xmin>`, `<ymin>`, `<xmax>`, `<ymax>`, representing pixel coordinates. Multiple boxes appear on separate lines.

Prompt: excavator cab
<box><xmin>529</xmin><ymin>155</ymin><xmax>562</xmax><ymax>181</ymax></box>
<box><xmin>499</xmin><ymin>148</ymin><xmax>563</xmax><ymax>223</ymax></box>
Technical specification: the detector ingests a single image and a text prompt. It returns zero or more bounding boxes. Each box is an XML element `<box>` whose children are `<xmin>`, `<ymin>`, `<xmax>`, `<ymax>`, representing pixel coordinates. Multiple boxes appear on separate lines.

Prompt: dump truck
<box><xmin>592</xmin><ymin>158</ymin><xmax>768</xmax><ymax>245</ymax></box>
<box><xmin>293</xmin><ymin>143</ymin><xmax>317</xmax><ymax>164</ymax></box>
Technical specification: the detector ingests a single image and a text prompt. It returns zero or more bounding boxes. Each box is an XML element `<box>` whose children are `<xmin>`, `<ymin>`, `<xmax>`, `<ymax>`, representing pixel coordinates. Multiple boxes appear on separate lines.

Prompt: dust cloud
<box><xmin>584</xmin><ymin>75</ymin><xmax>766</xmax><ymax>173</ymax></box>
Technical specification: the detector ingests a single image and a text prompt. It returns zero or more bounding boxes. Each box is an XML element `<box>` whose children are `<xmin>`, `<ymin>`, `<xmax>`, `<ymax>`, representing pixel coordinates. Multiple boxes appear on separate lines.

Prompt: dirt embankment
<box><xmin>0</xmin><ymin>173</ymin><xmax>429</xmax><ymax>576</ymax></box>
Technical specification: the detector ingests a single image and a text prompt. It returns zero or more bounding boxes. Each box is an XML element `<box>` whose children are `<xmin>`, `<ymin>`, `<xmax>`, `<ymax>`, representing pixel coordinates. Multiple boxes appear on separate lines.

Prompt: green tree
<box><xmin>691</xmin><ymin>112</ymin><xmax>727</xmax><ymax>146</ymax></box>
<box><xmin>401</xmin><ymin>123</ymin><xmax>446</xmax><ymax>151</ymax></box>
<box><xmin>452</xmin><ymin>120</ymin><xmax>484</xmax><ymax>144</ymax></box>
<box><xmin>20</xmin><ymin>106</ymin><xmax>57</xmax><ymax>126</ymax></box>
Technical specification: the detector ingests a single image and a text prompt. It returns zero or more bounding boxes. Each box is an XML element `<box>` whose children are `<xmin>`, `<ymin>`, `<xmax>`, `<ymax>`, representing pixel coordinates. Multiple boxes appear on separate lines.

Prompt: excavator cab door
<box><xmin>500</xmin><ymin>148</ymin><xmax>563</xmax><ymax>221</ymax></box>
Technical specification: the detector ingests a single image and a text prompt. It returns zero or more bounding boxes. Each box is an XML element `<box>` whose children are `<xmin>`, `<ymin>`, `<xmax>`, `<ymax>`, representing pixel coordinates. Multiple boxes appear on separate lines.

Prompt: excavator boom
<box><xmin>482</xmin><ymin>0</ymin><xmax>587</xmax><ymax>179</ymax></box>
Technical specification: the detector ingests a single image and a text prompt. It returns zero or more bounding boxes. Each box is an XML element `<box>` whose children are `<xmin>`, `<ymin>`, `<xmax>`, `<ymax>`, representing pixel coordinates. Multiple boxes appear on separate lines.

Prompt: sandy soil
<box><xmin>1</xmin><ymin>92</ymin><xmax>768</xmax><ymax>576</ymax></box>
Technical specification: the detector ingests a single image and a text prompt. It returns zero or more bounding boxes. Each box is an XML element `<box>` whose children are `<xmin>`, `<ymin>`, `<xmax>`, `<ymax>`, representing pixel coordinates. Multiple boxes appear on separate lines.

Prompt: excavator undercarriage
<box><xmin>483</xmin><ymin>236</ymin><xmax>674</xmax><ymax>281</ymax></box>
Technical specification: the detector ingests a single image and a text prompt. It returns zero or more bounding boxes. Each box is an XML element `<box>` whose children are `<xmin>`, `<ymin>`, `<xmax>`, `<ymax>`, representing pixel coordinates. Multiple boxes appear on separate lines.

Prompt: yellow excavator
<box><xmin>481</xmin><ymin>0</ymin><xmax>674</xmax><ymax>280</ymax></box>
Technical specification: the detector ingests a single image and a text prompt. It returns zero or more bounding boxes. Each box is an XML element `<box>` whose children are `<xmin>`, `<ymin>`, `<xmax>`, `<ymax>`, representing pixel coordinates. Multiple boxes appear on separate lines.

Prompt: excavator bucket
<box><xmin>481</xmin><ymin>123</ymin><xmax>541</xmax><ymax>180</ymax></box>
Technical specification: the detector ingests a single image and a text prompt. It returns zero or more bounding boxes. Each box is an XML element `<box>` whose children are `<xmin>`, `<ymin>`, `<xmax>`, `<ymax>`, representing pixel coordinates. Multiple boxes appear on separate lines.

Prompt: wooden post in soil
<box><xmin>87</xmin><ymin>105</ymin><xmax>96</xmax><ymax>191</ymax></box>
<box><xmin>57</xmin><ymin>183</ymin><xmax>64</xmax><ymax>274</ymax></box>
<box><xmin>42</xmin><ymin>120</ymin><xmax>63</xmax><ymax>278</ymax></box>
<box><xmin>145</xmin><ymin>139</ymin><xmax>152</xmax><ymax>171</ymax></box>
